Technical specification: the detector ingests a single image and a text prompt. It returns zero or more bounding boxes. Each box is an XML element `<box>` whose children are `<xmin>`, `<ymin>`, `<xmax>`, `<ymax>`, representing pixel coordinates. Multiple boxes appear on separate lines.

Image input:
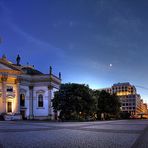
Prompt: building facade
<box><xmin>0</xmin><ymin>55</ymin><xmax>61</xmax><ymax>120</ymax></box>
<box><xmin>100</xmin><ymin>82</ymin><xmax>147</xmax><ymax>116</ymax></box>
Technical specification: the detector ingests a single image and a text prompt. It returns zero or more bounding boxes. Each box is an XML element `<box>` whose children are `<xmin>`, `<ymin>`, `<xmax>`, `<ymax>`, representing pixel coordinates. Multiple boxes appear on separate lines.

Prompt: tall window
<box><xmin>20</xmin><ymin>94</ymin><xmax>25</xmax><ymax>107</ymax></box>
<box><xmin>38</xmin><ymin>94</ymin><xmax>43</xmax><ymax>107</ymax></box>
<box><xmin>7</xmin><ymin>102</ymin><xmax>12</xmax><ymax>112</ymax></box>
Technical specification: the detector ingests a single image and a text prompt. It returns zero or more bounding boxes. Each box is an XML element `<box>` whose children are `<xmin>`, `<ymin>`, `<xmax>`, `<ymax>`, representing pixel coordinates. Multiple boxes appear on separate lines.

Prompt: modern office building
<box><xmin>0</xmin><ymin>55</ymin><xmax>61</xmax><ymax>120</ymax></box>
<box><xmin>100</xmin><ymin>82</ymin><xmax>147</xmax><ymax>116</ymax></box>
<box><xmin>141</xmin><ymin>103</ymin><xmax>148</xmax><ymax>114</ymax></box>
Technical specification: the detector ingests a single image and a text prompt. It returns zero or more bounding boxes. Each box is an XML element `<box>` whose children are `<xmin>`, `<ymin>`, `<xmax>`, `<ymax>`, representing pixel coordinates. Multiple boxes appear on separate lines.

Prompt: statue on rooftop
<box><xmin>16</xmin><ymin>54</ymin><xmax>21</xmax><ymax>66</ymax></box>
<box><xmin>59</xmin><ymin>72</ymin><xmax>61</xmax><ymax>79</ymax></box>
<box><xmin>2</xmin><ymin>54</ymin><xmax>6</xmax><ymax>60</ymax></box>
<box><xmin>50</xmin><ymin>66</ymin><xmax>52</xmax><ymax>75</ymax></box>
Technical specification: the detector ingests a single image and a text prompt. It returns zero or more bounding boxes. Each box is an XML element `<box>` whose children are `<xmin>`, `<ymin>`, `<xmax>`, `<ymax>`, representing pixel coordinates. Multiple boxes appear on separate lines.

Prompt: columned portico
<box><xmin>0</xmin><ymin>55</ymin><xmax>61</xmax><ymax>120</ymax></box>
<box><xmin>1</xmin><ymin>73</ymin><xmax>8</xmax><ymax>113</ymax></box>
<box><xmin>48</xmin><ymin>85</ymin><xmax>52</xmax><ymax>119</ymax></box>
<box><xmin>29</xmin><ymin>86</ymin><xmax>34</xmax><ymax>119</ymax></box>
<box><xmin>15</xmin><ymin>78</ymin><xmax>20</xmax><ymax>113</ymax></box>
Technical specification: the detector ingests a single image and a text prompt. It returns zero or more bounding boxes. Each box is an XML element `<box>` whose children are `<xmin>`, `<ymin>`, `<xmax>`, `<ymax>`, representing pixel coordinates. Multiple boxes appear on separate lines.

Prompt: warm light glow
<box><xmin>116</xmin><ymin>92</ymin><xmax>131</xmax><ymax>96</ymax></box>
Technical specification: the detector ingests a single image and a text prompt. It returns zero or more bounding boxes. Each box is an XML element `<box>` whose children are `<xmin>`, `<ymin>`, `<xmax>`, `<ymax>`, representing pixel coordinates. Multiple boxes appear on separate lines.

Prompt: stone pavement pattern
<box><xmin>0</xmin><ymin>120</ymin><xmax>148</xmax><ymax>148</ymax></box>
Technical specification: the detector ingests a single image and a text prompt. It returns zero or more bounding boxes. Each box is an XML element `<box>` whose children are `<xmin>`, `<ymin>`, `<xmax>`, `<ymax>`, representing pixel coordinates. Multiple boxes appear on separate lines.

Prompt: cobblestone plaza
<box><xmin>0</xmin><ymin>120</ymin><xmax>148</xmax><ymax>148</ymax></box>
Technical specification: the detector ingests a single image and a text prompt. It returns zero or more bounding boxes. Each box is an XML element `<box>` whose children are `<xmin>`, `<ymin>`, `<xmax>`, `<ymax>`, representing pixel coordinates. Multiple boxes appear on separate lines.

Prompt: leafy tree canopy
<box><xmin>97</xmin><ymin>90</ymin><xmax>121</xmax><ymax>115</ymax></box>
<box><xmin>52</xmin><ymin>84</ymin><xmax>121</xmax><ymax>120</ymax></box>
<box><xmin>52</xmin><ymin>83</ymin><xmax>95</xmax><ymax>120</ymax></box>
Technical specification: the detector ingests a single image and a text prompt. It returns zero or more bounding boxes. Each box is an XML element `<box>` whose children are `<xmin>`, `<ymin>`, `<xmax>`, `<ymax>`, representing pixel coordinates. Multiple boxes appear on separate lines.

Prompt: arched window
<box><xmin>20</xmin><ymin>94</ymin><xmax>25</xmax><ymax>107</ymax></box>
<box><xmin>38</xmin><ymin>94</ymin><xmax>43</xmax><ymax>107</ymax></box>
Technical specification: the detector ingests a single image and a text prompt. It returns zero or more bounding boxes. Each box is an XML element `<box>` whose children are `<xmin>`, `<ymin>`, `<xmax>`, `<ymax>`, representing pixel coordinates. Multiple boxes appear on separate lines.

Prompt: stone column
<box><xmin>15</xmin><ymin>78</ymin><xmax>20</xmax><ymax>113</ymax></box>
<box><xmin>29</xmin><ymin>86</ymin><xmax>34</xmax><ymax>119</ymax></box>
<box><xmin>1</xmin><ymin>73</ymin><xmax>8</xmax><ymax>113</ymax></box>
<box><xmin>48</xmin><ymin>85</ymin><xmax>52</xmax><ymax>119</ymax></box>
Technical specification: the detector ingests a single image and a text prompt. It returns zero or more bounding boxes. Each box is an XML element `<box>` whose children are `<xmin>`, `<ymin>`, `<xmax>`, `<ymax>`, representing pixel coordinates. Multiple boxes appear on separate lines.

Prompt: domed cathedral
<box><xmin>0</xmin><ymin>54</ymin><xmax>61</xmax><ymax>120</ymax></box>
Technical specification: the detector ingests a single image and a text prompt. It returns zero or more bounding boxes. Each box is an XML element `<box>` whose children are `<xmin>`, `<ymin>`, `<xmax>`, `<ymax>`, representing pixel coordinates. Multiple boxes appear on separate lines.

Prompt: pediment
<box><xmin>20</xmin><ymin>88</ymin><xmax>27</xmax><ymax>94</ymax></box>
<box><xmin>0</xmin><ymin>63</ymin><xmax>12</xmax><ymax>70</ymax></box>
<box><xmin>36</xmin><ymin>90</ymin><xmax>45</xmax><ymax>94</ymax></box>
<box><xmin>0</xmin><ymin>62</ymin><xmax>23</xmax><ymax>75</ymax></box>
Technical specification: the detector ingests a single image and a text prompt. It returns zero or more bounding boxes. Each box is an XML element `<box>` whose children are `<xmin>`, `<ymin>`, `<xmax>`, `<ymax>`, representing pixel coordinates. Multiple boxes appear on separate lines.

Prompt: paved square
<box><xmin>0</xmin><ymin>120</ymin><xmax>148</xmax><ymax>148</ymax></box>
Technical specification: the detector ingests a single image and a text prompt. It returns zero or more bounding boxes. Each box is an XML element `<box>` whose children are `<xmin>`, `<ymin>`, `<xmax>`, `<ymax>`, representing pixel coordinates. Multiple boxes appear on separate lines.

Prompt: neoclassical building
<box><xmin>0</xmin><ymin>55</ymin><xmax>61</xmax><ymax>120</ymax></box>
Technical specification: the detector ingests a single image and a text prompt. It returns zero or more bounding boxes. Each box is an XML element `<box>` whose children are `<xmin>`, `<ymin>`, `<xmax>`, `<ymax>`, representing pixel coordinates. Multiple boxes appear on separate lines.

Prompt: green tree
<box><xmin>97</xmin><ymin>90</ymin><xmax>121</xmax><ymax>120</ymax></box>
<box><xmin>92</xmin><ymin>90</ymin><xmax>100</xmax><ymax>119</ymax></box>
<box><xmin>52</xmin><ymin>83</ymin><xmax>95</xmax><ymax>121</ymax></box>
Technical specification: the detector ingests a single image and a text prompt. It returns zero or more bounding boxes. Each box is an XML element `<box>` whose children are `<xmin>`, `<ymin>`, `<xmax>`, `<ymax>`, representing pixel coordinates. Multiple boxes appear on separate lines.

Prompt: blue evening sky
<box><xmin>0</xmin><ymin>0</ymin><xmax>148</xmax><ymax>102</ymax></box>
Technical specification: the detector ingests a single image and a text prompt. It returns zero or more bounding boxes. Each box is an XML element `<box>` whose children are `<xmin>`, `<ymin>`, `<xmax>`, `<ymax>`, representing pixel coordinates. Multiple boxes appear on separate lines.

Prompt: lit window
<box><xmin>38</xmin><ymin>94</ymin><xmax>43</xmax><ymax>107</ymax></box>
<box><xmin>7</xmin><ymin>102</ymin><xmax>12</xmax><ymax>112</ymax></box>
<box><xmin>20</xmin><ymin>94</ymin><xmax>25</xmax><ymax>106</ymax></box>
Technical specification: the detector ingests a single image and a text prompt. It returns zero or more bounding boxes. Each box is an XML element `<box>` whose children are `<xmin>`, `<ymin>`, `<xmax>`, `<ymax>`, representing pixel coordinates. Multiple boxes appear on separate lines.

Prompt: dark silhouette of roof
<box><xmin>21</xmin><ymin>67</ymin><xmax>43</xmax><ymax>75</ymax></box>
